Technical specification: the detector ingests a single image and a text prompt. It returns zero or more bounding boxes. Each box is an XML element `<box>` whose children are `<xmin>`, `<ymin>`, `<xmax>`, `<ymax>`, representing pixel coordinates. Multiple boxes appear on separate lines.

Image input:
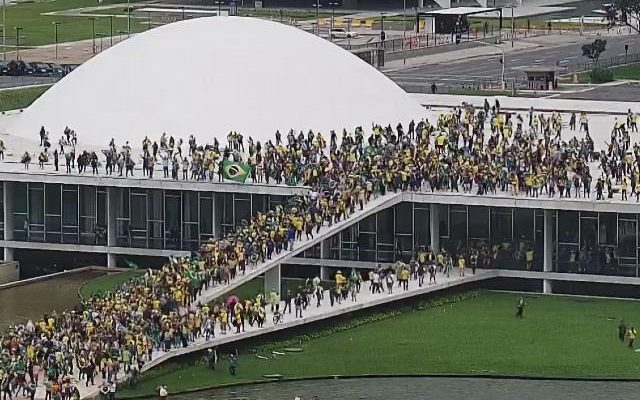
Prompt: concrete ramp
<box><xmin>195</xmin><ymin>191</ymin><xmax>404</xmax><ymax>305</ymax></box>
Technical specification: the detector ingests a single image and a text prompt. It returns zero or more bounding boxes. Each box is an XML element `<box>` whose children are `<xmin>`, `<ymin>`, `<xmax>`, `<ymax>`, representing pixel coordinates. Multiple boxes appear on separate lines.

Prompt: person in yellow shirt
<box><xmin>458</xmin><ymin>255</ymin><xmax>466</xmax><ymax>277</ymax></box>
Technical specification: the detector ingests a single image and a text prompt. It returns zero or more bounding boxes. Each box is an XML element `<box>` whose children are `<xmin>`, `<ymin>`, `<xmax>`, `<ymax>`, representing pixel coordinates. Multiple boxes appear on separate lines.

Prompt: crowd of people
<box><xmin>16</xmin><ymin>101</ymin><xmax>640</xmax><ymax>205</ymax></box>
<box><xmin>2</xmin><ymin>99</ymin><xmax>638</xmax><ymax>400</ymax></box>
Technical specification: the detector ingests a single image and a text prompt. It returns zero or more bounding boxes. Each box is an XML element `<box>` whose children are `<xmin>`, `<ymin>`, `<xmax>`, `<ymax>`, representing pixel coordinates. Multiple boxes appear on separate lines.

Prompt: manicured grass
<box><xmin>575</xmin><ymin>63</ymin><xmax>640</xmax><ymax>83</ymax></box>
<box><xmin>119</xmin><ymin>291</ymin><xmax>640</xmax><ymax>397</ymax></box>
<box><xmin>0</xmin><ymin>85</ymin><xmax>50</xmax><ymax>111</ymax></box>
<box><xmin>222</xmin><ymin>276</ymin><xmax>331</xmax><ymax>302</ymax></box>
<box><xmin>3</xmin><ymin>0</ymin><xmax>146</xmax><ymax>47</ymax></box>
<box><xmin>79</xmin><ymin>269</ymin><xmax>144</xmax><ymax>299</ymax></box>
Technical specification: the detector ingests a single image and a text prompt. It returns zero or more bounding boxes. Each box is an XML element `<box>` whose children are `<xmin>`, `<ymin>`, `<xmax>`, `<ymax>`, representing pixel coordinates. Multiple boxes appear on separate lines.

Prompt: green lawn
<box><xmin>119</xmin><ymin>291</ymin><xmax>640</xmax><ymax>397</ymax></box>
<box><xmin>0</xmin><ymin>85</ymin><xmax>50</xmax><ymax>111</ymax></box>
<box><xmin>3</xmin><ymin>0</ymin><xmax>146</xmax><ymax>47</ymax></box>
<box><xmin>575</xmin><ymin>63</ymin><xmax>640</xmax><ymax>83</ymax></box>
<box><xmin>78</xmin><ymin>269</ymin><xmax>144</xmax><ymax>299</ymax></box>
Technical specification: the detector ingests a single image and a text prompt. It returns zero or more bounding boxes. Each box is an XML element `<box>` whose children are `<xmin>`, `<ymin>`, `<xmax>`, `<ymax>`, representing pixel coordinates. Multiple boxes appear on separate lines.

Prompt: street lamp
<box><xmin>52</xmin><ymin>22</ymin><xmax>61</xmax><ymax>60</ymax></box>
<box><xmin>2</xmin><ymin>0</ymin><xmax>6</xmax><ymax>61</ymax></box>
<box><xmin>96</xmin><ymin>32</ymin><xmax>105</xmax><ymax>52</ymax></box>
<box><xmin>312</xmin><ymin>1</ymin><xmax>322</xmax><ymax>35</ymax></box>
<box><xmin>328</xmin><ymin>1</ymin><xmax>339</xmax><ymax>35</ymax></box>
<box><xmin>214</xmin><ymin>1</ymin><xmax>224</xmax><ymax>16</ymax></box>
<box><xmin>478</xmin><ymin>40</ymin><xmax>505</xmax><ymax>89</ymax></box>
<box><xmin>15</xmin><ymin>26</ymin><xmax>22</xmax><ymax>60</ymax></box>
<box><xmin>88</xmin><ymin>17</ymin><xmax>96</xmax><ymax>54</ymax></box>
<box><xmin>380</xmin><ymin>12</ymin><xmax>386</xmax><ymax>44</ymax></box>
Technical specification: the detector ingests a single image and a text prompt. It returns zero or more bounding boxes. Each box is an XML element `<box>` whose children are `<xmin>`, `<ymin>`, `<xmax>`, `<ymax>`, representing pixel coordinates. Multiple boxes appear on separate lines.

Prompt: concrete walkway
<box><xmin>42</xmin><ymin>268</ymin><xmax>495</xmax><ymax>400</ymax></box>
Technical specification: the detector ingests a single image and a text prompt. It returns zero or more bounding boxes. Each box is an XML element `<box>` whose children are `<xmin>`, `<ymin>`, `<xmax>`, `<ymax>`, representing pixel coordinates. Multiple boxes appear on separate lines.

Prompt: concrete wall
<box><xmin>0</xmin><ymin>261</ymin><xmax>19</xmax><ymax>285</ymax></box>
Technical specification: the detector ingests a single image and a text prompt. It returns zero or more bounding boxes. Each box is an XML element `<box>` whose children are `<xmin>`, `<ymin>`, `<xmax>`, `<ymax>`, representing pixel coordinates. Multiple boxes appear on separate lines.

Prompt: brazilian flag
<box><xmin>223</xmin><ymin>161</ymin><xmax>251</xmax><ymax>183</ymax></box>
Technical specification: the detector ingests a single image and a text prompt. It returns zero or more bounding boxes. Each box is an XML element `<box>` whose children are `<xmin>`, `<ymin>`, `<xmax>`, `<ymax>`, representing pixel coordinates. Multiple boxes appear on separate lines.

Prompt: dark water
<box><xmin>171</xmin><ymin>377</ymin><xmax>640</xmax><ymax>400</ymax></box>
<box><xmin>0</xmin><ymin>270</ymin><xmax>104</xmax><ymax>330</ymax></box>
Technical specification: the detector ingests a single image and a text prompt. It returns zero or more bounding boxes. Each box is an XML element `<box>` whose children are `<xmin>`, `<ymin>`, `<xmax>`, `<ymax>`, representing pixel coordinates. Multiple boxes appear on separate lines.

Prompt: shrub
<box><xmin>590</xmin><ymin>67</ymin><xmax>614</xmax><ymax>83</ymax></box>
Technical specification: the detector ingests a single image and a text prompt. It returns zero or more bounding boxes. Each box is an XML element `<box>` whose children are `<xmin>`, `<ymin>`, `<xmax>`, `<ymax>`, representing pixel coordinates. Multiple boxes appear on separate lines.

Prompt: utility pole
<box><xmin>89</xmin><ymin>17</ymin><xmax>96</xmax><ymax>54</ymax></box>
<box><xmin>2</xmin><ymin>0</ymin><xmax>5</xmax><ymax>61</ymax></box>
<box><xmin>53</xmin><ymin>22</ymin><xmax>61</xmax><ymax>60</ymax></box>
<box><xmin>127</xmin><ymin>0</ymin><xmax>131</xmax><ymax>37</ymax></box>
<box><xmin>15</xmin><ymin>26</ymin><xmax>21</xmax><ymax>60</ymax></box>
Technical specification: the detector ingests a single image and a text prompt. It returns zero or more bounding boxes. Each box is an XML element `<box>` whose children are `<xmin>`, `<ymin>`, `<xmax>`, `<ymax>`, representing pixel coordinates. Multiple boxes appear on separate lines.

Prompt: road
<box><xmin>385</xmin><ymin>35</ymin><xmax>637</xmax><ymax>92</ymax></box>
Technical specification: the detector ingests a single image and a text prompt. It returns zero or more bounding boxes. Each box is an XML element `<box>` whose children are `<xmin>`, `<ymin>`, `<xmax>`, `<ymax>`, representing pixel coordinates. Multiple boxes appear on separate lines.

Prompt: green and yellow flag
<box><xmin>223</xmin><ymin>161</ymin><xmax>251</xmax><ymax>183</ymax></box>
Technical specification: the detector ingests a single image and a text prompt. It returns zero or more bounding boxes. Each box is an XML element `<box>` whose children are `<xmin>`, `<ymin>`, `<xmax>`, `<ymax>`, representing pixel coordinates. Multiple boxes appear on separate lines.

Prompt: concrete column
<box><xmin>107</xmin><ymin>187</ymin><xmax>117</xmax><ymax>267</ymax></box>
<box><xmin>264</xmin><ymin>264</ymin><xmax>281</xmax><ymax>295</ymax></box>
<box><xmin>319</xmin><ymin>239</ymin><xmax>330</xmax><ymax>280</ymax></box>
<box><xmin>3</xmin><ymin>182</ymin><xmax>14</xmax><ymax>261</ymax></box>
<box><xmin>430</xmin><ymin>204</ymin><xmax>441</xmax><ymax>255</ymax></box>
<box><xmin>543</xmin><ymin>209</ymin><xmax>553</xmax><ymax>294</ymax></box>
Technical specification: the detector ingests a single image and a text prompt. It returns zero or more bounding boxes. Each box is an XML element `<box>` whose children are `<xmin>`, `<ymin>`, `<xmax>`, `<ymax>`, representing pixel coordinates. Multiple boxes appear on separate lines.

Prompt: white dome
<box><xmin>10</xmin><ymin>17</ymin><xmax>424</xmax><ymax>147</ymax></box>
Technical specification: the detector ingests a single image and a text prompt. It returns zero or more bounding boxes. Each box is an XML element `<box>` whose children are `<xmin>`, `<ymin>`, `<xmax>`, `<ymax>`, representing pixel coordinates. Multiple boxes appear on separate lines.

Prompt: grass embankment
<box><xmin>2</xmin><ymin>0</ymin><xmax>146</xmax><ymax>47</ymax></box>
<box><xmin>78</xmin><ymin>269</ymin><xmax>144</xmax><ymax>299</ymax></box>
<box><xmin>118</xmin><ymin>291</ymin><xmax>640</xmax><ymax>397</ymax></box>
<box><xmin>0</xmin><ymin>85</ymin><xmax>50</xmax><ymax>111</ymax></box>
<box><xmin>575</xmin><ymin>63</ymin><xmax>640</xmax><ymax>83</ymax></box>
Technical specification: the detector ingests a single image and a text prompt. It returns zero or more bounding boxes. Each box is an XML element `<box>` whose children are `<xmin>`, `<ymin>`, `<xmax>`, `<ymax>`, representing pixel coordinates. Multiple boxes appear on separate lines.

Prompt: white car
<box><xmin>330</xmin><ymin>28</ymin><xmax>358</xmax><ymax>39</ymax></box>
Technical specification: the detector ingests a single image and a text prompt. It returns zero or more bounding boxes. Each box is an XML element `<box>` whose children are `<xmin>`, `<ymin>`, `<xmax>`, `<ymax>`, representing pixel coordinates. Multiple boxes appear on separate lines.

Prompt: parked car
<box><xmin>0</xmin><ymin>60</ymin><xmax>8</xmax><ymax>75</ymax></box>
<box><xmin>29</xmin><ymin>62</ymin><xmax>52</xmax><ymax>76</ymax></box>
<box><xmin>330</xmin><ymin>28</ymin><xmax>358</xmax><ymax>39</ymax></box>
<box><xmin>61</xmin><ymin>63</ymin><xmax>80</xmax><ymax>75</ymax></box>
<box><xmin>48</xmin><ymin>63</ymin><xmax>64</xmax><ymax>76</ymax></box>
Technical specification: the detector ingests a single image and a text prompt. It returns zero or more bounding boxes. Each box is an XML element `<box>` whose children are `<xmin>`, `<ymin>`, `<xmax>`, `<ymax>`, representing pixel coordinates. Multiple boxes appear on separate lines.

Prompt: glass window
<box><xmin>148</xmin><ymin>190</ymin><xmax>163</xmax><ymax>221</ymax></box>
<box><xmin>62</xmin><ymin>188</ymin><xmax>78</xmax><ymax>226</ymax></box>
<box><xmin>164</xmin><ymin>194</ymin><xmax>181</xmax><ymax>244</ymax></box>
<box><xmin>223</xmin><ymin>193</ymin><xmax>234</xmax><ymax>225</ymax></box>
<box><xmin>13</xmin><ymin>182</ymin><xmax>27</xmax><ymax>213</ymax></box>
<box><xmin>619</xmin><ymin>219</ymin><xmax>636</xmax><ymax>258</ymax></box>
<box><xmin>468</xmin><ymin>206</ymin><xmax>489</xmax><ymax>239</ymax></box>
<box><xmin>115</xmin><ymin>187</ymin><xmax>129</xmax><ymax>219</ymax></box>
<box><xmin>79</xmin><ymin>186</ymin><xmax>96</xmax><ymax>218</ymax></box>
<box><xmin>377</xmin><ymin>208</ymin><xmax>394</xmax><ymax>244</ymax></box>
<box><xmin>599</xmin><ymin>213</ymin><xmax>617</xmax><ymax>245</ymax></box>
<box><xmin>557</xmin><ymin>211</ymin><xmax>579</xmax><ymax>243</ymax></box>
<box><xmin>199</xmin><ymin>196</ymin><xmax>213</xmax><ymax>234</ymax></box>
<box><xmin>252</xmin><ymin>194</ymin><xmax>268</xmax><ymax>215</ymax></box>
<box><xmin>45</xmin><ymin>184</ymin><xmax>61</xmax><ymax>215</ymax></box>
<box><xmin>413</xmin><ymin>208</ymin><xmax>430</xmax><ymax>251</ymax></box>
<box><xmin>234</xmin><ymin>197</ymin><xmax>251</xmax><ymax>226</ymax></box>
<box><xmin>449</xmin><ymin>207</ymin><xmax>467</xmax><ymax>242</ymax></box>
<box><xmin>358</xmin><ymin>232</ymin><xmax>376</xmax><ymax>252</ymax></box>
<box><xmin>130</xmin><ymin>193</ymin><xmax>147</xmax><ymax>230</ymax></box>
<box><xmin>580</xmin><ymin>217</ymin><xmax>598</xmax><ymax>248</ymax></box>
<box><xmin>183</xmin><ymin>192</ymin><xmax>198</xmax><ymax>223</ymax></box>
<box><xmin>395</xmin><ymin>203</ymin><xmax>413</xmax><ymax>235</ymax></box>
<box><xmin>28</xmin><ymin>187</ymin><xmax>44</xmax><ymax>226</ymax></box>
<box><xmin>359</xmin><ymin>214</ymin><xmax>376</xmax><ymax>233</ymax></box>
<box><xmin>490</xmin><ymin>208</ymin><xmax>512</xmax><ymax>242</ymax></box>
<box><xmin>513</xmin><ymin>208</ymin><xmax>534</xmax><ymax>242</ymax></box>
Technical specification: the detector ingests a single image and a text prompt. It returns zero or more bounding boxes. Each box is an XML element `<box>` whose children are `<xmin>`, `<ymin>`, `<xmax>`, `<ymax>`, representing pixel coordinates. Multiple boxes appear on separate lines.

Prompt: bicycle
<box><xmin>272</xmin><ymin>311</ymin><xmax>283</xmax><ymax>325</ymax></box>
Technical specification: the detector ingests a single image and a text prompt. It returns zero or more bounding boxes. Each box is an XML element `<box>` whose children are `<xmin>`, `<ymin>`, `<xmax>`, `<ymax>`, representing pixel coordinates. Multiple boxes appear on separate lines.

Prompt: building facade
<box><xmin>3</xmin><ymin>177</ymin><xmax>640</xmax><ymax>281</ymax></box>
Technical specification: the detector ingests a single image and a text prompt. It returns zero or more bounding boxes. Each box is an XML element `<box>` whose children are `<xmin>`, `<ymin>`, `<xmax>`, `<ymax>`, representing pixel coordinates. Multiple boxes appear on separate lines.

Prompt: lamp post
<box><xmin>89</xmin><ymin>17</ymin><xmax>96</xmax><ymax>54</ymax></box>
<box><xmin>328</xmin><ymin>1</ymin><xmax>338</xmax><ymax>41</ymax></box>
<box><xmin>478</xmin><ymin>40</ymin><xmax>505</xmax><ymax>89</ymax></box>
<box><xmin>52</xmin><ymin>22</ymin><xmax>61</xmax><ymax>60</ymax></box>
<box><xmin>96</xmin><ymin>33</ymin><xmax>104</xmax><ymax>52</ymax></box>
<box><xmin>109</xmin><ymin>15</ymin><xmax>113</xmax><ymax>46</ymax></box>
<box><xmin>312</xmin><ymin>1</ymin><xmax>321</xmax><ymax>35</ymax></box>
<box><xmin>380</xmin><ymin>12</ymin><xmax>386</xmax><ymax>45</ymax></box>
<box><xmin>2</xmin><ymin>0</ymin><xmax>6</xmax><ymax>61</ymax></box>
<box><xmin>15</xmin><ymin>26</ymin><xmax>22</xmax><ymax>60</ymax></box>
<box><xmin>127</xmin><ymin>0</ymin><xmax>131</xmax><ymax>37</ymax></box>
<box><xmin>402</xmin><ymin>0</ymin><xmax>406</xmax><ymax>49</ymax></box>
<box><xmin>214</xmin><ymin>1</ymin><xmax>223</xmax><ymax>16</ymax></box>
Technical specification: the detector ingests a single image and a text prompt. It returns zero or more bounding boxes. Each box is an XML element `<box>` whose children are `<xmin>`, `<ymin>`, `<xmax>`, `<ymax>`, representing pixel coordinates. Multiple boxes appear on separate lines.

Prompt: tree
<box><xmin>605</xmin><ymin>0</ymin><xmax>640</xmax><ymax>33</ymax></box>
<box><xmin>581</xmin><ymin>39</ymin><xmax>607</xmax><ymax>66</ymax></box>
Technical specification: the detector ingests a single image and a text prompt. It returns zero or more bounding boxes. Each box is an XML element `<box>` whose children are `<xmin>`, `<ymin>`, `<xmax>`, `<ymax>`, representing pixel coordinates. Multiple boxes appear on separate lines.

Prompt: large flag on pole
<box><xmin>222</xmin><ymin>161</ymin><xmax>251</xmax><ymax>183</ymax></box>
